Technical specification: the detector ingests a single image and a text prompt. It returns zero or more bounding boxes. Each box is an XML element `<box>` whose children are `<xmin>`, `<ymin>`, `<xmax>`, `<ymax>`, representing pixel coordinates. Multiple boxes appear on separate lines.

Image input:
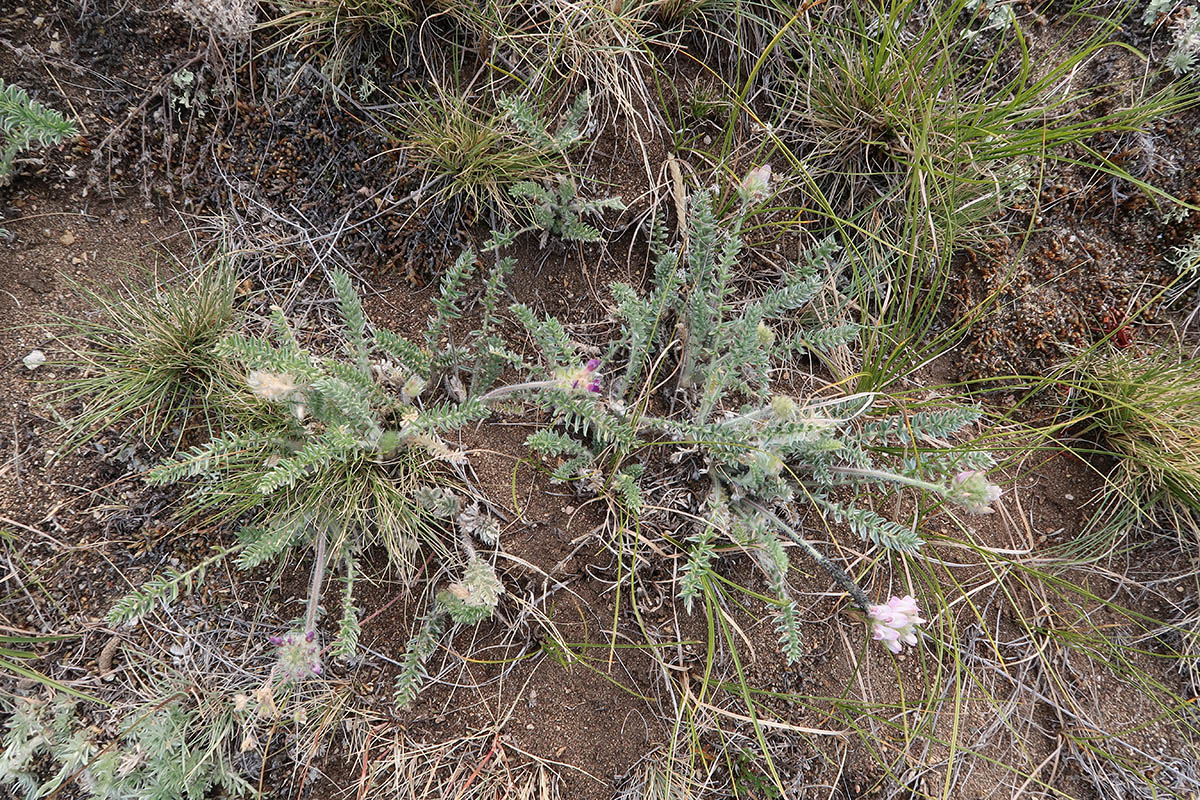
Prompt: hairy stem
<box><xmin>305</xmin><ymin>525</ymin><xmax>327</xmax><ymax>632</ymax></box>
<box><xmin>746</xmin><ymin>501</ymin><xmax>871</xmax><ymax>611</ymax></box>
<box><xmin>831</xmin><ymin>465</ymin><xmax>948</xmax><ymax>497</ymax></box>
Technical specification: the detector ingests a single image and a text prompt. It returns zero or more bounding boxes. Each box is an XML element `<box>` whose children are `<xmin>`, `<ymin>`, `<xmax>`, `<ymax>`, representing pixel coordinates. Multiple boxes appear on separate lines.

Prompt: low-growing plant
<box><xmin>1145</xmin><ymin>1</ymin><xmax>1200</xmax><ymax>77</ymax></box>
<box><xmin>0</xmin><ymin>79</ymin><xmax>77</xmax><ymax>185</ymax></box>
<box><xmin>50</xmin><ymin>259</ymin><xmax>241</xmax><ymax>453</ymax></box>
<box><xmin>0</xmin><ymin>691</ymin><xmax>247</xmax><ymax>799</ymax></box>
<box><xmin>392</xmin><ymin>535</ymin><xmax>505</xmax><ymax>706</ymax></box>
<box><xmin>505</xmin><ymin>184</ymin><xmax>1000</xmax><ymax>662</ymax></box>
<box><xmin>109</xmin><ymin>248</ymin><xmax>518</xmax><ymax>663</ymax></box>
<box><xmin>509</xmin><ymin>175</ymin><xmax>625</xmax><ymax>247</ymax></box>
<box><xmin>1169</xmin><ymin>229</ymin><xmax>1200</xmax><ymax>324</ymax></box>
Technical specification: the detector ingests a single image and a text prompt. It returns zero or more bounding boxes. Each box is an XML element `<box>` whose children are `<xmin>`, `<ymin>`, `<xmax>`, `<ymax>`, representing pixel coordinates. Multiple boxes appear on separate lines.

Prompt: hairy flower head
<box><xmin>556</xmin><ymin>359</ymin><xmax>602</xmax><ymax>393</ymax></box>
<box><xmin>770</xmin><ymin>395</ymin><xmax>798</xmax><ymax>420</ymax></box>
<box><xmin>270</xmin><ymin>629</ymin><xmax>322</xmax><ymax>681</ymax></box>
<box><xmin>868</xmin><ymin>595</ymin><xmax>925</xmax><ymax>654</ymax></box>
<box><xmin>401</xmin><ymin>374</ymin><xmax>427</xmax><ymax>401</ymax></box>
<box><xmin>948</xmin><ymin>470</ymin><xmax>1002</xmax><ymax>515</ymax></box>
<box><xmin>739</xmin><ymin>164</ymin><xmax>773</xmax><ymax>202</ymax></box>
<box><xmin>247</xmin><ymin>370</ymin><xmax>299</xmax><ymax>402</ymax></box>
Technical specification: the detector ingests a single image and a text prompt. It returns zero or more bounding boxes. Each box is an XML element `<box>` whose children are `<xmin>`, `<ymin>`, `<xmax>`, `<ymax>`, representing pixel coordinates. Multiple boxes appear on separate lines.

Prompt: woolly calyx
<box><xmin>739</xmin><ymin>164</ymin><xmax>772</xmax><ymax>203</ymax></box>
<box><xmin>401</xmin><ymin>374</ymin><xmax>427</xmax><ymax>401</ymax></box>
<box><xmin>247</xmin><ymin>370</ymin><xmax>300</xmax><ymax>402</ymax></box>
<box><xmin>556</xmin><ymin>359</ymin><xmax>601</xmax><ymax>393</ymax></box>
<box><xmin>270</xmin><ymin>629</ymin><xmax>322</xmax><ymax>681</ymax></box>
<box><xmin>948</xmin><ymin>470</ymin><xmax>1002</xmax><ymax>515</ymax></box>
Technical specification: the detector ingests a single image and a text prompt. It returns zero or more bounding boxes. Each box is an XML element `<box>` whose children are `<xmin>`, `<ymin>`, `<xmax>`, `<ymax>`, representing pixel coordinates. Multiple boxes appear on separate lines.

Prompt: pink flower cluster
<box><xmin>269</xmin><ymin>630</ymin><xmax>322</xmax><ymax>681</ymax></box>
<box><xmin>868</xmin><ymin>595</ymin><xmax>925</xmax><ymax>654</ymax></box>
<box><xmin>557</xmin><ymin>359</ymin><xmax>601</xmax><ymax>393</ymax></box>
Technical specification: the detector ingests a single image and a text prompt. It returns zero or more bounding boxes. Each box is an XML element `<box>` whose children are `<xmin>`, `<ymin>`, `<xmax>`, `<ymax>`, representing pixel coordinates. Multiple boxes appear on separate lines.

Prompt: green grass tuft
<box><xmin>49</xmin><ymin>258</ymin><xmax>241</xmax><ymax>454</ymax></box>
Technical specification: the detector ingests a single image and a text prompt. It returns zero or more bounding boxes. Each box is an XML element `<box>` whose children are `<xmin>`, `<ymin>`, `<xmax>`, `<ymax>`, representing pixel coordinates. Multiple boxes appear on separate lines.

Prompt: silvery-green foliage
<box><xmin>513</xmin><ymin>188</ymin><xmax>992</xmax><ymax>662</ymax></box>
<box><xmin>0</xmin><ymin>80</ymin><xmax>77</xmax><ymax>184</ymax></box>
<box><xmin>391</xmin><ymin>509</ymin><xmax>506</xmax><ymax>706</ymax></box>
<box><xmin>438</xmin><ymin>559</ymin><xmax>505</xmax><ymax>624</ymax></box>
<box><xmin>0</xmin><ymin>693</ymin><xmax>247</xmax><ymax>800</ymax></box>
<box><xmin>148</xmin><ymin>264</ymin><xmax>498</xmax><ymax>499</ymax></box>
<box><xmin>1146</xmin><ymin>0</ymin><xmax>1175</xmax><ymax>23</ymax></box>
<box><xmin>961</xmin><ymin>0</ymin><xmax>1016</xmax><ymax>39</ymax></box>
<box><xmin>106</xmin><ymin>547</ymin><xmax>235</xmax><ymax>625</ymax></box>
<box><xmin>457</xmin><ymin>501</ymin><xmax>502</xmax><ymax>546</ymax></box>
<box><xmin>392</xmin><ymin>557</ymin><xmax>504</xmax><ymax>707</ymax></box>
<box><xmin>1169</xmin><ymin>7</ymin><xmax>1200</xmax><ymax>75</ymax></box>
<box><xmin>144</xmin><ymin>267</ymin><xmax>477</xmax><ymax>541</ymax></box>
<box><xmin>1169</xmin><ymin>231</ymin><xmax>1200</xmax><ymax>321</ymax></box>
<box><xmin>1144</xmin><ymin>2</ymin><xmax>1200</xmax><ymax>76</ymax></box>
<box><xmin>393</xmin><ymin>609</ymin><xmax>445</xmax><ymax>709</ymax></box>
<box><xmin>333</xmin><ymin>553</ymin><xmax>362</xmax><ymax>659</ymax></box>
<box><xmin>498</xmin><ymin>90</ymin><xmax>590</xmax><ymax>154</ymax></box>
<box><xmin>509</xmin><ymin>175</ymin><xmax>626</xmax><ymax>247</ymax></box>
<box><xmin>110</xmin><ymin>261</ymin><xmax>511</xmax><ymax>650</ymax></box>
<box><xmin>414</xmin><ymin>486</ymin><xmax>463</xmax><ymax>518</ymax></box>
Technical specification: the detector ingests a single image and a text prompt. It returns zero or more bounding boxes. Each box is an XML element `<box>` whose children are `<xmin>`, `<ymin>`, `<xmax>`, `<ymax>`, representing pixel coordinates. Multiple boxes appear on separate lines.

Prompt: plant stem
<box><xmin>478</xmin><ymin>379</ymin><xmax>557</xmax><ymax>402</ymax></box>
<box><xmin>746</xmin><ymin>501</ymin><xmax>872</xmax><ymax>611</ymax></box>
<box><xmin>305</xmin><ymin>526</ymin><xmax>327</xmax><ymax>632</ymax></box>
<box><xmin>831</xmin><ymin>465</ymin><xmax>947</xmax><ymax>497</ymax></box>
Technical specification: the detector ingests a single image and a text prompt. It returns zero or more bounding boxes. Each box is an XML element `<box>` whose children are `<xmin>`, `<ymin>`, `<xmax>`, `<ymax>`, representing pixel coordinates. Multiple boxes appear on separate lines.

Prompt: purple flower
<box><xmin>557</xmin><ymin>360</ymin><xmax>602</xmax><ymax>393</ymax></box>
<box><xmin>271</xmin><ymin>630</ymin><xmax>322</xmax><ymax>681</ymax></box>
<box><xmin>867</xmin><ymin>595</ymin><xmax>925</xmax><ymax>654</ymax></box>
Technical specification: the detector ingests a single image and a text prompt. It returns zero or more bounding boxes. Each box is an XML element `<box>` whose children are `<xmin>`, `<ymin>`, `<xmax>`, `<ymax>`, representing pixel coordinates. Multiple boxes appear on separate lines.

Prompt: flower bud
<box><xmin>739</xmin><ymin>164</ymin><xmax>773</xmax><ymax>202</ymax></box>
<box><xmin>948</xmin><ymin>470</ymin><xmax>1002</xmax><ymax>515</ymax></box>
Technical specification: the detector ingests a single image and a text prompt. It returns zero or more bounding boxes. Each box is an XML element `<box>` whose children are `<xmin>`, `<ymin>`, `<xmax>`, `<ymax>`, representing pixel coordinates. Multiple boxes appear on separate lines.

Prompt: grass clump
<box><xmin>263</xmin><ymin>0</ymin><xmax>413</xmax><ymax>84</ymax></box>
<box><xmin>1067</xmin><ymin>346</ymin><xmax>1200</xmax><ymax>544</ymax></box>
<box><xmin>401</xmin><ymin>90</ymin><xmax>591</xmax><ymax>219</ymax></box>
<box><xmin>768</xmin><ymin>0</ymin><xmax>1180</xmax><ymax>248</ymax></box>
<box><xmin>51</xmin><ymin>260</ymin><xmax>241</xmax><ymax>453</ymax></box>
<box><xmin>429</xmin><ymin>0</ymin><xmax>666</xmax><ymax>131</ymax></box>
